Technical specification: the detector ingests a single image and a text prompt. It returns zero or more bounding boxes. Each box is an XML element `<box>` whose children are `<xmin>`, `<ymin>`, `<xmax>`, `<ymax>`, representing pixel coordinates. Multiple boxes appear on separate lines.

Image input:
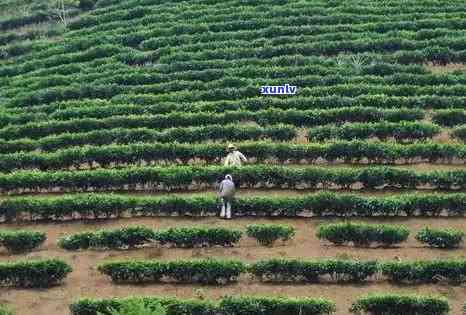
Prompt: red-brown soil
<box><xmin>0</xmin><ymin>216</ymin><xmax>465</xmax><ymax>315</ymax></box>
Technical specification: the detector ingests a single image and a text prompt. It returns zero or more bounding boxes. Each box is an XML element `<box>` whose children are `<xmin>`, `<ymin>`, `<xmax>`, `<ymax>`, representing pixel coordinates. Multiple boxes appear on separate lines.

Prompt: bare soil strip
<box><xmin>0</xmin><ymin>217</ymin><xmax>465</xmax><ymax>315</ymax></box>
<box><xmin>1</xmin><ymin>188</ymin><xmax>459</xmax><ymax>200</ymax></box>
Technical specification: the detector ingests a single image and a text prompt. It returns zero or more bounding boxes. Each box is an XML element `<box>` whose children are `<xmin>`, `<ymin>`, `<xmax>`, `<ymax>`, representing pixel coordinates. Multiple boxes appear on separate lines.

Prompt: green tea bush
<box><xmin>0</xmin><ymin>305</ymin><xmax>13</xmax><ymax>315</ymax></box>
<box><xmin>59</xmin><ymin>226</ymin><xmax>242</xmax><ymax>250</ymax></box>
<box><xmin>246</xmin><ymin>224</ymin><xmax>295</xmax><ymax>246</ymax></box>
<box><xmin>432</xmin><ymin>109</ymin><xmax>466</xmax><ymax>126</ymax></box>
<box><xmin>86</xmin><ymin>226</ymin><xmax>155</xmax><ymax>249</ymax></box>
<box><xmin>350</xmin><ymin>294</ymin><xmax>450</xmax><ymax>315</ymax></box>
<box><xmin>0</xmin><ymin>141</ymin><xmax>465</xmax><ymax>169</ymax></box>
<box><xmin>415</xmin><ymin>227</ymin><xmax>464</xmax><ymax>249</ymax></box>
<box><xmin>154</xmin><ymin>227</ymin><xmax>242</xmax><ymax>248</ymax></box>
<box><xmin>70</xmin><ymin>296</ymin><xmax>335</xmax><ymax>315</ymax></box>
<box><xmin>0</xmin><ymin>119</ymin><xmax>295</xmax><ymax>142</ymax></box>
<box><xmin>58</xmin><ymin>226</ymin><xmax>156</xmax><ymax>250</ymax></box>
<box><xmin>1</xmin><ymin>165</ymin><xmax>466</xmax><ymax>193</ymax></box>
<box><xmin>79</xmin><ymin>0</ymin><xmax>97</xmax><ymax>10</ymax></box>
<box><xmin>98</xmin><ymin>259</ymin><xmax>246</xmax><ymax>285</ymax></box>
<box><xmin>0</xmin><ymin>230</ymin><xmax>46</xmax><ymax>253</ymax></box>
<box><xmin>2</xmin><ymin>192</ymin><xmax>466</xmax><ymax>222</ymax></box>
<box><xmin>452</xmin><ymin>125</ymin><xmax>466</xmax><ymax>142</ymax></box>
<box><xmin>0</xmin><ymin>107</ymin><xmax>423</xmax><ymax>136</ymax></box>
<box><xmin>316</xmin><ymin>222</ymin><xmax>409</xmax><ymax>247</ymax></box>
<box><xmin>249</xmin><ymin>259</ymin><xmax>378</xmax><ymax>283</ymax></box>
<box><xmin>309</xmin><ymin>121</ymin><xmax>440</xmax><ymax>142</ymax></box>
<box><xmin>220</xmin><ymin>296</ymin><xmax>336</xmax><ymax>315</ymax></box>
<box><xmin>380</xmin><ymin>259</ymin><xmax>466</xmax><ymax>283</ymax></box>
<box><xmin>0</xmin><ymin>259</ymin><xmax>72</xmax><ymax>287</ymax></box>
<box><xmin>103</xmin><ymin>299</ymin><xmax>165</xmax><ymax>315</ymax></box>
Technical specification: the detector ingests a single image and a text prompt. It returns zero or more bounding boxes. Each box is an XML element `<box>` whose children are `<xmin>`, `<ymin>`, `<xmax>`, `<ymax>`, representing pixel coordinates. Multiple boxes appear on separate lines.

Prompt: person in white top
<box><xmin>224</xmin><ymin>144</ymin><xmax>247</xmax><ymax>166</ymax></box>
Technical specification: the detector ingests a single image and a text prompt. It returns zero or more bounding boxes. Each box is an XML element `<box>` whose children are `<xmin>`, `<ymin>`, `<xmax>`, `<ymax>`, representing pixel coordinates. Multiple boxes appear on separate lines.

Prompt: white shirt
<box><xmin>218</xmin><ymin>179</ymin><xmax>235</xmax><ymax>198</ymax></box>
<box><xmin>224</xmin><ymin>150</ymin><xmax>247</xmax><ymax>166</ymax></box>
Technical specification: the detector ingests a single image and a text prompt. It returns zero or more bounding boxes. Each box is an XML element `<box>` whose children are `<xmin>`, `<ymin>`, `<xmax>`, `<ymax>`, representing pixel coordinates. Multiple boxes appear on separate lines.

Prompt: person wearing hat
<box><xmin>224</xmin><ymin>144</ymin><xmax>247</xmax><ymax>166</ymax></box>
<box><xmin>218</xmin><ymin>174</ymin><xmax>235</xmax><ymax>219</ymax></box>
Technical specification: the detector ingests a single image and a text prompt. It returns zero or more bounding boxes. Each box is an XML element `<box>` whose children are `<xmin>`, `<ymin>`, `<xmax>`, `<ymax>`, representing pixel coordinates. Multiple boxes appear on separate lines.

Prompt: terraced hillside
<box><xmin>1</xmin><ymin>0</ymin><xmax>466</xmax><ymax>314</ymax></box>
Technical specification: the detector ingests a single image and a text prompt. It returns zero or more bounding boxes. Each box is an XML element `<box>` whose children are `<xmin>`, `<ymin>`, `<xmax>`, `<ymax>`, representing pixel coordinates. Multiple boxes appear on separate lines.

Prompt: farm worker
<box><xmin>224</xmin><ymin>143</ymin><xmax>247</xmax><ymax>166</ymax></box>
<box><xmin>218</xmin><ymin>174</ymin><xmax>235</xmax><ymax>219</ymax></box>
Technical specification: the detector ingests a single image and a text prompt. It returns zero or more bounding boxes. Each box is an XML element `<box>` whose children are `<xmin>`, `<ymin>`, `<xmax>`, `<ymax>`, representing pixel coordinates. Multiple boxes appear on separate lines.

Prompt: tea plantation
<box><xmin>0</xmin><ymin>0</ymin><xmax>466</xmax><ymax>314</ymax></box>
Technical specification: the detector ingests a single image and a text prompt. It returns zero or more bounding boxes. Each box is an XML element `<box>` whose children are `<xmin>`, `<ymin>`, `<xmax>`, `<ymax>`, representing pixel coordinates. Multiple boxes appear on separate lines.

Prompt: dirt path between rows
<box><xmin>0</xmin><ymin>187</ymin><xmax>459</xmax><ymax>200</ymax></box>
<box><xmin>0</xmin><ymin>217</ymin><xmax>465</xmax><ymax>315</ymax></box>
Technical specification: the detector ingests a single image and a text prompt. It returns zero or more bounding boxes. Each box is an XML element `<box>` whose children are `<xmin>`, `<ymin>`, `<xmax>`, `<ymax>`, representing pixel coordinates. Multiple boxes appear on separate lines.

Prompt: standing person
<box><xmin>218</xmin><ymin>174</ymin><xmax>235</xmax><ymax>219</ymax></box>
<box><xmin>224</xmin><ymin>144</ymin><xmax>247</xmax><ymax>166</ymax></box>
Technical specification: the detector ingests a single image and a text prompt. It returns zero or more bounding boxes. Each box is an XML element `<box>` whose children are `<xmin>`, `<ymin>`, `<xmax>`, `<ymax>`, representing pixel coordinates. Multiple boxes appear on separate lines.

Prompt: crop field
<box><xmin>1</xmin><ymin>0</ymin><xmax>466</xmax><ymax>314</ymax></box>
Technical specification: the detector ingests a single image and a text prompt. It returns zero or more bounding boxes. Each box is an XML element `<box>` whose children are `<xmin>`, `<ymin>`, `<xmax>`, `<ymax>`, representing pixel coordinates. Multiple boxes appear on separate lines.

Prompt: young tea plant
<box><xmin>0</xmin><ymin>305</ymin><xmax>13</xmax><ymax>315</ymax></box>
<box><xmin>0</xmin><ymin>230</ymin><xmax>46</xmax><ymax>253</ymax></box>
<box><xmin>415</xmin><ymin>227</ymin><xmax>464</xmax><ymax>249</ymax></box>
<box><xmin>246</xmin><ymin>224</ymin><xmax>295</xmax><ymax>246</ymax></box>
<box><xmin>101</xmin><ymin>299</ymin><xmax>166</xmax><ymax>315</ymax></box>
<box><xmin>316</xmin><ymin>222</ymin><xmax>409</xmax><ymax>247</ymax></box>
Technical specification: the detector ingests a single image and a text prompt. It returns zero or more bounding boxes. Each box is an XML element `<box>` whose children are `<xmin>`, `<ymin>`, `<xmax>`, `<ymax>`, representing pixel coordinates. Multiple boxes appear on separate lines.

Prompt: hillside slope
<box><xmin>1</xmin><ymin>1</ymin><xmax>466</xmax><ymax>314</ymax></box>
<box><xmin>0</xmin><ymin>0</ymin><xmax>465</xmax><ymax>174</ymax></box>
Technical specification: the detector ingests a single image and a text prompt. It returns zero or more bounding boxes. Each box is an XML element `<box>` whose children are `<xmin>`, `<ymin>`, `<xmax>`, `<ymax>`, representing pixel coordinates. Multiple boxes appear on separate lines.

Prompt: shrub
<box><xmin>0</xmin><ymin>259</ymin><xmax>72</xmax><ymax>287</ymax></box>
<box><xmin>154</xmin><ymin>227</ymin><xmax>242</xmax><ymax>247</ymax></box>
<box><xmin>309</xmin><ymin>121</ymin><xmax>440</xmax><ymax>142</ymax></box>
<box><xmin>249</xmin><ymin>259</ymin><xmax>378</xmax><ymax>283</ymax></box>
<box><xmin>102</xmin><ymin>299</ymin><xmax>166</xmax><ymax>315</ymax></box>
<box><xmin>433</xmin><ymin>109</ymin><xmax>466</xmax><ymax>126</ymax></box>
<box><xmin>246</xmin><ymin>224</ymin><xmax>295</xmax><ymax>246</ymax></box>
<box><xmin>220</xmin><ymin>296</ymin><xmax>336</xmax><ymax>315</ymax></box>
<box><xmin>98</xmin><ymin>261</ymin><xmax>167</xmax><ymax>283</ymax></box>
<box><xmin>1</xmin><ymin>165</ymin><xmax>466</xmax><ymax>194</ymax></box>
<box><xmin>70</xmin><ymin>296</ymin><xmax>335</xmax><ymax>315</ymax></box>
<box><xmin>380</xmin><ymin>259</ymin><xmax>466</xmax><ymax>283</ymax></box>
<box><xmin>58</xmin><ymin>226</ymin><xmax>156</xmax><ymax>250</ymax></box>
<box><xmin>0</xmin><ymin>230</ymin><xmax>46</xmax><ymax>253</ymax></box>
<box><xmin>98</xmin><ymin>259</ymin><xmax>246</xmax><ymax>285</ymax></box>
<box><xmin>316</xmin><ymin>222</ymin><xmax>409</xmax><ymax>247</ymax></box>
<box><xmin>416</xmin><ymin>227</ymin><xmax>464</xmax><ymax>249</ymax></box>
<box><xmin>59</xmin><ymin>226</ymin><xmax>242</xmax><ymax>249</ymax></box>
<box><xmin>1</xmin><ymin>140</ymin><xmax>465</xmax><ymax>171</ymax></box>
<box><xmin>79</xmin><ymin>0</ymin><xmax>97</xmax><ymax>10</ymax></box>
<box><xmin>58</xmin><ymin>231</ymin><xmax>95</xmax><ymax>250</ymax></box>
<box><xmin>452</xmin><ymin>125</ymin><xmax>466</xmax><ymax>142</ymax></box>
<box><xmin>0</xmin><ymin>305</ymin><xmax>13</xmax><ymax>315</ymax></box>
<box><xmin>350</xmin><ymin>294</ymin><xmax>450</xmax><ymax>315</ymax></box>
<box><xmin>2</xmin><ymin>192</ymin><xmax>466</xmax><ymax>222</ymax></box>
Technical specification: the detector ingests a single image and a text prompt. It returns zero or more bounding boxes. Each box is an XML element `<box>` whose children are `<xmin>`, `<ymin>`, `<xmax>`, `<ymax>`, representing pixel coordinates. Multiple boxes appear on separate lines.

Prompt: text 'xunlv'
<box><xmin>260</xmin><ymin>84</ymin><xmax>297</xmax><ymax>95</ymax></box>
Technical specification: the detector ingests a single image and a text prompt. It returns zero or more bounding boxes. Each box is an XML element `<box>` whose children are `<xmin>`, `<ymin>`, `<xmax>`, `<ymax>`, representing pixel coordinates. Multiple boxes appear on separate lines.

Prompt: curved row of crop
<box><xmin>0</xmin><ymin>107</ymin><xmax>425</xmax><ymax>130</ymax></box>
<box><xmin>1</xmin><ymin>192</ymin><xmax>465</xmax><ymax>222</ymax></box>
<box><xmin>70</xmin><ymin>295</ymin><xmax>337</xmax><ymax>315</ymax></box>
<box><xmin>308</xmin><ymin>121</ymin><xmax>440</xmax><ymax>142</ymax></box>
<box><xmin>1</xmin><ymin>55</ymin><xmax>426</xmax><ymax>92</ymax></box>
<box><xmin>0</xmin><ymin>259</ymin><xmax>71</xmax><ymax>288</ymax></box>
<box><xmin>8</xmin><ymin>68</ymin><xmax>466</xmax><ymax>100</ymax></box>
<box><xmin>8</xmin><ymin>74</ymin><xmax>466</xmax><ymax>107</ymax></box>
<box><xmin>0</xmin><ymin>108</ymin><xmax>426</xmax><ymax>140</ymax></box>
<box><xmin>1</xmin><ymin>165</ymin><xmax>466</xmax><ymax>194</ymax></box>
<box><xmin>58</xmin><ymin>226</ymin><xmax>242</xmax><ymax>250</ymax></box>
<box><xmin>317</xmin><ymin>222</ymin><xmax>464</xmax><ymax>248</ymax></box>
<box><xmin>13</xmin><ymin>95</ymin><xmax>466</xmax><ymax>120</ymax></box>
<box><xmin>58</xmin><ymin>223</ymin><xmax>463</xmax><ymax>250</ymax></box>
<box><xmin>69</xmin><ymin>294</ymin><xmax>449</xmax><ymax>315</ymax></box>
<box><xmin>451</xmin><ymin>125</ymin><xmax>466</xmax><ymax>142</ymax></box>
<box><xmin>1</xmin><ymin>141</ymin><xmax>464</xmax><ymax>171</ymax></box>
<box><xmin>97</xmin><ymin>258</ymin><xmax>466</xmax><ymax>285</ymax></box>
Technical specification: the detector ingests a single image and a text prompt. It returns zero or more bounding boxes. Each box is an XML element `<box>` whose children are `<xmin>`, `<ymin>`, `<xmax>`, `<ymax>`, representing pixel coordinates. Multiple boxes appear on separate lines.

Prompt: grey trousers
<box><xmin>220</xmin><ymin>197</ymin><xmax>232</xmax><ymax>218</ymax></box>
